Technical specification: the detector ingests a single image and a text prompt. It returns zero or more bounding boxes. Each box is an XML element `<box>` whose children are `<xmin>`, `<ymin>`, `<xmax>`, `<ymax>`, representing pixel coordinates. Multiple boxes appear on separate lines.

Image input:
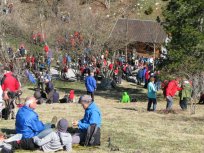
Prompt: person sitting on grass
<box><xmin>120</xmin><ymin>92</ymin><xmax>130</xmax><ymax>103</ymax></box>
<box><xmin>16</xmin><ymin>97</ymin><xmax>56</xmax><ymax>139</ymax></box>
<box><xmin>1</xmin><ymin>119</ymin><xmax>72</xmax><ymax>152</ymax></box>
<box><xmin>72</xmin><ymin>95</ymin><xmax>101</xmax><ymax>145</ymax></box>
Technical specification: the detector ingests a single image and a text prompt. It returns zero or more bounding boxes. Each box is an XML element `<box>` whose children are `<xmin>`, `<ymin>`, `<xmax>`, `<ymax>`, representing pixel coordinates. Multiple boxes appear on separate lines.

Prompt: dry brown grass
<box><xmin>1</xmin><ymin>80</ymin><xmax>204</xmax><ymax>153</ymax></box>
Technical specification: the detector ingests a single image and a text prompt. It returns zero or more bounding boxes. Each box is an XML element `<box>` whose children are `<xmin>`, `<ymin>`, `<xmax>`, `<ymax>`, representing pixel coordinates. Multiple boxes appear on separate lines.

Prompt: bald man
<box><xmin>15</xmin><ymin>97</ymin><xmax>53</xmax><ymax>139</ymax></box>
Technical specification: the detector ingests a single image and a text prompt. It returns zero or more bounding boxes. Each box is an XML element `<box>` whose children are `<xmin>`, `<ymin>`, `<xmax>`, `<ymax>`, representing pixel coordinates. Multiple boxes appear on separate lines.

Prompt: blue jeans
<box><xmin>147</xmin><ymin>98</ymin><xmax>157</xmax><ymax>111</ymax></box>
<box><xmin>180</xmin><ymin>98</ymin><xmax>189</xmax><ymax>110</ymax></box>
<box><xmin>155</xmin><ymin>81</ymin><xmax>161</xmax><ymax>91</ymax></box>
<box><xmin>37</xmin><ymin>123</ymin><xmax>53</xmax><ymax>139</ymax></box>
<box><xmin>166</xmin><ymin>96</ymin><xmax>173</xmax><ymax>110</ymax></box>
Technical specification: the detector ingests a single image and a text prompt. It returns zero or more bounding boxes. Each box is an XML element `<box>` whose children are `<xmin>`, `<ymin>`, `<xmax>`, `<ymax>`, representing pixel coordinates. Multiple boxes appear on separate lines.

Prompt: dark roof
<box><xmin>109</xmin><ymin>19</ymin><xmax>167</xmax><ymax>44</ymax></box>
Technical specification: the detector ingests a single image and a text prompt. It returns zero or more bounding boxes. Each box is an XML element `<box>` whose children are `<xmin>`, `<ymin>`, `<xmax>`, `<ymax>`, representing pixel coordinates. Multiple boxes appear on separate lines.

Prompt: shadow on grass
<box><xmin>96</xmin><ymin>85</ymin><xmax>148</xmax><ymax>102</ymax></box>
<box><xmin>1</xmin><ymin>128</ymin><xmax>16</xmax><ymax>135</ymax></box>
<box><xmin>114</xmin><ymin>107</ymin><xmax>137</xmax><ymax>111</ymax></box>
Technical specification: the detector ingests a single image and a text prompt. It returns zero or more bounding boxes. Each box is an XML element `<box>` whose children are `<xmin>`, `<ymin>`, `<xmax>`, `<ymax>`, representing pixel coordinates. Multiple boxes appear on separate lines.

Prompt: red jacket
<box><xmin>145</xmin><ymin>71</ymin><xmax>150</xmax><ymax>80</ymax></box>
<box><xmin>166</xmin><ymin>80</ymin><xmax>182</xmax><ymax>97</ymax></box>
<box><xmin>44</xmin><ymin>45</ymin><xmax>49</xmax><ymax>53</ymax></box>
<box><xmin>31</xmin><ymin>57</ymin><xmax>35</xmax><ymax>64</ymax></box>
<box><xmin>108</xmin><ymin>64</ymin><xmax>113</xmax><ymax>70</ymax></box>
<box><xmin>69</xmin><ymin>90</ymin><xmax>75</xmax><ymax>100</ymax></box>
<box><xmin>26</xmin><ymin>56</ymin><xmax>31</xmax><ymax>63</ymax></box>
<box><xmin>1</xmin><ymin>72</ymin><xmax>20</xmax><ymax>92</ymax></box>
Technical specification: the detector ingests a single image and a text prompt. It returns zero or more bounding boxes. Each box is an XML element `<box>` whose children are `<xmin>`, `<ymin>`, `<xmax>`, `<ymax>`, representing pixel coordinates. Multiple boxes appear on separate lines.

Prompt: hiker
<box><xmin>1</xmin><ymin>119</ymin><xmax>72</xmax><ymax>152</ymax></box>
<box><xmin>45</xmin><ymin>79</ymin><xmax>54</xmax><ymax>104</ymax></box>
<box><xmin>34</xmin><ymin>90</ymin><xmax>44</xmax><ymax>104</ymax></box>
<box><xmin>137</xmin><ymin>68</ymin><xmax>143</xmax><ymax>85</ymax></box>
<box><xmin>72</xmin><ymin>95</ymin><xmax>101</xmax><ymax>145</ymax></box>
<box><xmin>1</xmin><ymin>67</ymin><xmax>21</xmax><ymax>119</ymax></box>
<box><xmin>44</xmin><ymin>70</ymin><xmax>51</xmax><ymax>82</ymax></box>
<box><xmin>144</xmin><ymin>70</ymin><xmax>150</xmax><ymax>88</ymax></box>
<box><xmin>85</xmin><ymin>70</ymin><xmax>96</xmax><ymax>101</ymax></box>
<box><xmin>44</xmin><ymin>43</ymin><xmax>49</xmax><ymax>56</ymax></box>
<box><xmin>53</xmin><ymin>89</ymin><xmax>59</xmax><ymax>103</ymax></box>
<box><xmin>179</xmin><ymin>80</ymin><xmax>192</xmax><ymax>110</ymax></box>
<box><xmin>1</xmin><ymin>67</ymin><xmax>20</xmax><ymax>92</ymax></box>
<box><xmin>147</xmin><ymin>77</ymin><xmax>157</xmax><ymax>111</ymax></box>
<box><xmin>120</xmin><ymin>92</ymin><xmax>130</xmax><ymax>103</ymax></box>
<box><xmin>117</xmin><ymin>67</ymin><xmax>123</xmax><ymax>84</ymax></box>
<box><xmin>166</xmin><ymin>77</ymin><xmax>182</xmax><ymax>110</ymax></box>
<box><xmin>16</xmin><ymin>97</ymin><xmax>56</xmax><ymax>139</ymax></box>
<box><xmin>0</xmin><ymin>85</ymin><xmax>3</xmax><ymax>118</ymax></box>
<box><xmin>68</xmin><ymin>90</ymin><xmax>75</xmax><ymax>103</ymax></box>
<box><xmin>19</xmin><ymin>46</ymin><xmax>27</xmax><ymax>57</ymax></box>
<box><xmin>154</xmin><ymin>71</ymin><xmax>161</xmax><ymax>91</ymax></box>
<box><xmin>36</xmin><ymin>71</ymin><xmax>45</xmax><ymax>91</ymax></box>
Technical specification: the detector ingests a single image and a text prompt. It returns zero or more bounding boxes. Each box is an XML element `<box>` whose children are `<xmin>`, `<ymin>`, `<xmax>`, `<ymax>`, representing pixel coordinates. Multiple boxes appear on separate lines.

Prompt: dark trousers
<box><xmin>9</xmin><ymin>138</ymin><xmax>39</xmax><ymax>151</ymax></box>
<box><xmin>137</xmin><ymin>77</ymin><xmax>142</xmax><ymax>85</ymax></box>
<box><xmin>180</xmin><ymin>98</ymin><xmax>189</xmax><ymax>110</ymax></box>
<box><xmin>118</xmin><ymin>75</ymin><xmax>122</xmax><ymax>84</ymax></box>
<box><xmin>46</xmin><ymin>90</ymin><xmax>54</xmax><ymax>104</ymax></box>
<box><xmin>144</xmin><ymin>79</ymin><xmax>148</xmax><ymax>88</ymax></box>
<box><xmin>147</xmin><ymin>98</ymin><xmax>157</xmax><ymax>111</ymax></box>
<box><xmin>37</xmin><ymin>82</ymin><xmax>44</xmax><ymax>91</ymax></box>
<box><xmin>87</xmin><ymin>91</ymin><xmax>94</xmax><ymax>101</ymax></box>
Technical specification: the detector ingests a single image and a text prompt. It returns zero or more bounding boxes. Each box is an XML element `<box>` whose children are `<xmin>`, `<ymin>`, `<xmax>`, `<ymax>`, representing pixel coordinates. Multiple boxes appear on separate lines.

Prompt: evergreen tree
<box><xmin>162</xmin><ymin>0</ymin><xmax>204</xmax><ymax>74</ymax></box>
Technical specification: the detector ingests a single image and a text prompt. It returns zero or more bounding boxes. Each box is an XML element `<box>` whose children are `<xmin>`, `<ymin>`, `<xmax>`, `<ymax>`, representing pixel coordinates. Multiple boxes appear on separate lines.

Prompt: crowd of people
<box><xmin>0</xmin><ymin>38</ymin><xmax>202</xmax><ymax>153</ymax></box>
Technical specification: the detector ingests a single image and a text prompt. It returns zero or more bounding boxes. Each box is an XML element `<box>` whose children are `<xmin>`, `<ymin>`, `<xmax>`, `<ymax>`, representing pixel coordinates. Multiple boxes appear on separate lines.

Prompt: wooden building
<box><xmin>109</xmin><ymin>18</ymin><xmax>167</xmax><ymax>57</ymax></box>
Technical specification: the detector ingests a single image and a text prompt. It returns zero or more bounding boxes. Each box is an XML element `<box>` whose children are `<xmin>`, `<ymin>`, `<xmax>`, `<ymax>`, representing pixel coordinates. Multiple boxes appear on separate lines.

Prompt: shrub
<box><xmin>144</xmin><ymin>6</ymin><xmax>153</xmax><ymax>15</ymax></box>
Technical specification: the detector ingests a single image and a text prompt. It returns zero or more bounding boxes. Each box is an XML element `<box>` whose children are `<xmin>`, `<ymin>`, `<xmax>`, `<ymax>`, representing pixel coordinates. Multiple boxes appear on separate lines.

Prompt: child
<box><xmin>121</xmin><ymin>92</ymin><xmax>130</xmax><ymax>103</ymax></box>
<box><xmin>68</xmin><ymin>90</ymin><xmax>75</xmax><ymax>103</ymax></box>
<box><xmin>0</xmin><ymin>119</ymin><xmax>72</xmax><ymax>152</ymax></box>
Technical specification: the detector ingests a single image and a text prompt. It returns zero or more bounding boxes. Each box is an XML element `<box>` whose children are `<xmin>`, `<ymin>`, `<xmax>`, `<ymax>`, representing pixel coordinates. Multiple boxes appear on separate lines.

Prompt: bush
<box><xmin>144</xmin><ymin>6</ymin><xmax>153</xmax><ymax>15</ymax></box>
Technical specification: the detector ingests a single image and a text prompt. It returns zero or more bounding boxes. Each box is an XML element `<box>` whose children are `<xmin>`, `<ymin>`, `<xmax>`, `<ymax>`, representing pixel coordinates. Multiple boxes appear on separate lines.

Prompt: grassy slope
<box><xmin>1</xmin><ymin>80</ymin><xmax>204</xmax><ymax>153</ymax></box>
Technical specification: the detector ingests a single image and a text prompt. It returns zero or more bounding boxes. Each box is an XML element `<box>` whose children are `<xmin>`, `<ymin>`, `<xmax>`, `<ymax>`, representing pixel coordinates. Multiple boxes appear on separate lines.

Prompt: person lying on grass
<box><xmin>0</xmin><ymin>119</ymin><xmax>72</xmax><ymax>152</ymax></box>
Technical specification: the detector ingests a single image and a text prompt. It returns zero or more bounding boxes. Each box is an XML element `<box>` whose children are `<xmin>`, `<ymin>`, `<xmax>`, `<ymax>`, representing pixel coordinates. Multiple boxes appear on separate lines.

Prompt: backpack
<box><xmin>82</xmin><ymin>124</ymin><xmax>101</xmax><ymax>146</ymax></box>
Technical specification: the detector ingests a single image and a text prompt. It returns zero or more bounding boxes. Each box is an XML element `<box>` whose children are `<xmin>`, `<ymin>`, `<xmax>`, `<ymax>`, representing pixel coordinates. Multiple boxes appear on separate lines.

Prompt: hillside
<box><xmin>0</xmin><ymin>0</ymin><xmax>168</xmax><ymax>51</ymax></box>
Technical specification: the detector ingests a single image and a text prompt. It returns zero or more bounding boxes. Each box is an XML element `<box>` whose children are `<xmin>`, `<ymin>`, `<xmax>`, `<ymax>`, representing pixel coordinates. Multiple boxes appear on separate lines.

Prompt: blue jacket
<box><xmin>78</xmin><ymin>102</ymin><xmax>101</xmax><ymax>132</ymax></box>
<box><xmin>85</xmin><ymin>76</ymin><xmax>96</xmax><ymax>92</ymax></box>
<box><xmin>142</xmin><ymin>68</ymin><xmax>147</xmax><ymax>78</ymax></box>
<box><xmin>137</xmin><ymin>69</ymin><xmax>143</xmax><ymax>79</ymax></box>
<box><xmin>147</xmin><ymin>82</ymin><xmax>157</xmax><ymax>99</ymax></box>
<box><xmin>16</xmin><ymin>106</ymin><xmax>45</xmax><ymax>139</ymax></box>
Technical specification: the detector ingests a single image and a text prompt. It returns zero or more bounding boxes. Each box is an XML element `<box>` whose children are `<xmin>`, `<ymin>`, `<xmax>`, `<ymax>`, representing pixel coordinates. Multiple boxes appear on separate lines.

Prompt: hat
<box><xmin>78</xmin><ymin>95</ymin><xmax>92</xmax><ymax>103</ymax></box>
<box><xmin>57</xmin><ymin>119</ymin><xmax>68</xmax><ymax>132</ymax></box>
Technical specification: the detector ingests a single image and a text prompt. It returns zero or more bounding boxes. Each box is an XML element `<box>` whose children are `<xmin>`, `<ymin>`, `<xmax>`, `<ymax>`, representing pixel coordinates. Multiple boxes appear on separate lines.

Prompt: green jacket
<box><xmin>180</xmin><ymin>82</ymin><xmax>192</xmax><ymax>100</ymax></box>
<box><xmin>121</xmin><ymin>92</ymin><xmax>130</xmax><ymax>103</ymax></box>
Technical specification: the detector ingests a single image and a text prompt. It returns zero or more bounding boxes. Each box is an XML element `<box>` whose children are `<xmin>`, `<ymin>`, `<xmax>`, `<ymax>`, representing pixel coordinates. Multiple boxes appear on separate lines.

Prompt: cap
<box><xmin>57</xmin><ymin>119</ymin><xmax>68</xmax><ymax>132</ymax></box>
<box><xmin>78</xmin><ymin>95</ymin><xmax>92</xmax><ymax>103</ymax></box>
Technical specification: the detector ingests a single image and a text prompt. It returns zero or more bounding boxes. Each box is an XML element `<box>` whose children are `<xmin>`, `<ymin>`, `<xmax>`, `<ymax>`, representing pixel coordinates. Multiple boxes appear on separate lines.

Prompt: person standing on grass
<box><xmin>179</xmin><ymin>80</ymin><xmax>192</xmax><ymax>110</ymax></box>
<box><xmin>166</xmin><ymin>77</ymin><xmax>182</xmax><ymax>110</ymax></box>
<box><xmin>147</xmin><ymin>77</ymin><xmax>157</xmax><ymax>111</ymax></box>
<box><xmin>85</xmin><ymin>70</ymin><xmax>96</xmax><ymax>101</ymax></box>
